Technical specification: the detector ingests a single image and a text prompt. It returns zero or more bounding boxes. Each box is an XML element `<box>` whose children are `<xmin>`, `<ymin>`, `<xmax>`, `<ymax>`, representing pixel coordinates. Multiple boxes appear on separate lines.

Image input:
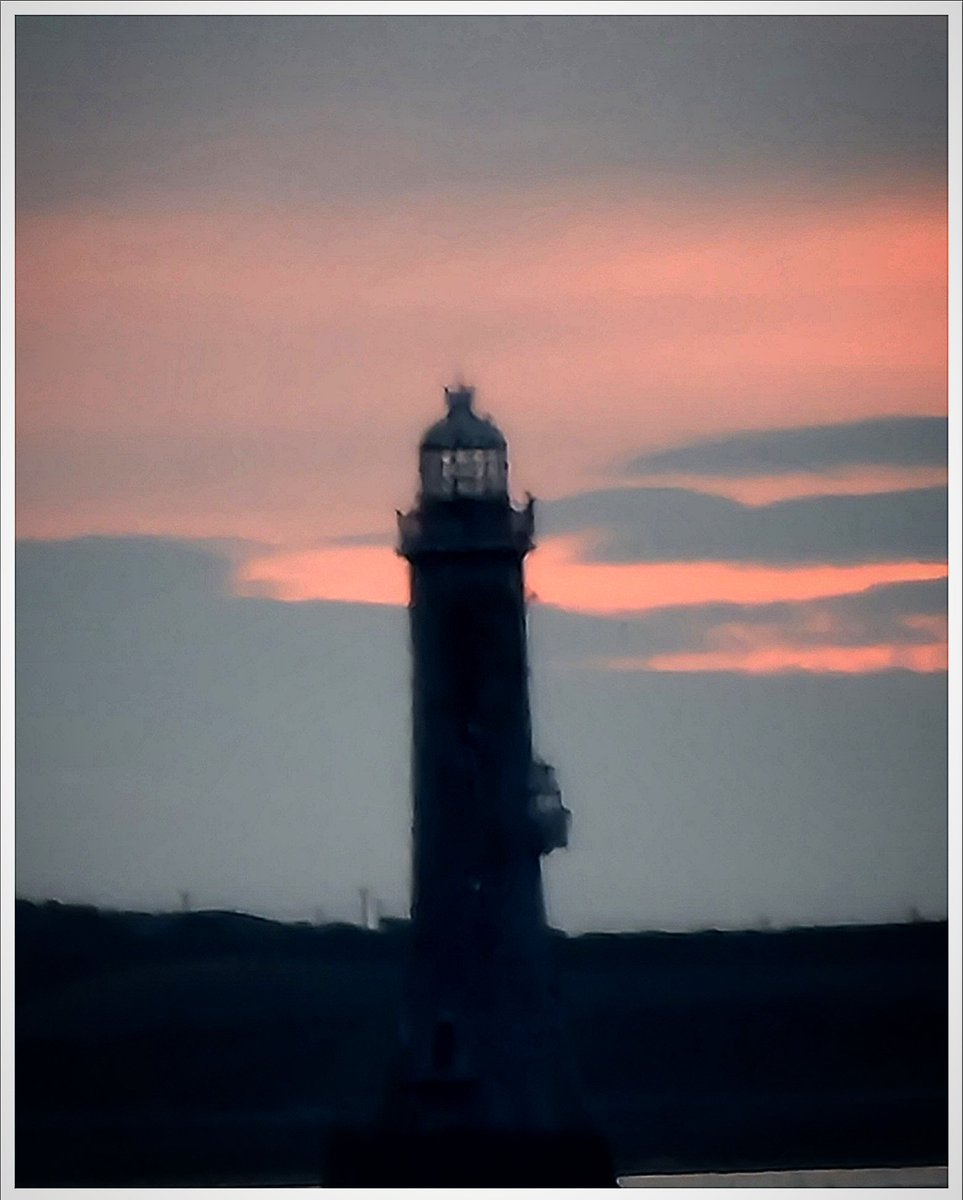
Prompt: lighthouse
<box><xmin>395</xmin><ymin>383</ymin><xmax>572</xmax><ymax>1134</ymax></box>
<box><xmin>326</xmin><ymin>385</ymin><xmax>611</xmax><ymax>1184</ymax></box>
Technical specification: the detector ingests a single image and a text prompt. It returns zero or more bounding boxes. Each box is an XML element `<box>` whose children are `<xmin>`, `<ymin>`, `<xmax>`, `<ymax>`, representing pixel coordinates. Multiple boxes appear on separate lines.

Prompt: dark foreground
<box><xmin>16</xmin><ymin>902</ymin><xmax>947</xmax><ymax>1186</ymax></box>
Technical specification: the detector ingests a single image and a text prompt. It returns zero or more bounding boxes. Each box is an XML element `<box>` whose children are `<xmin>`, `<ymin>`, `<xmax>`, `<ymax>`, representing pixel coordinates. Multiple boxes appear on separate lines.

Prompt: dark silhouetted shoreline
<box><xmin>16</xmin><ymin>900</ymin><xmax>947</xmax><ymax>1185</ymax></box>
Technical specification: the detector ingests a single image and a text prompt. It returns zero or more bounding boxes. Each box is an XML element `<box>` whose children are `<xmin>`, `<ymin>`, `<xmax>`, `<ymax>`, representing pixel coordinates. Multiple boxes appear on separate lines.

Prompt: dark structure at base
<box><xmin>16</xmin><ymin>905</ymin><xmax>948</xmax><ymax>1186</ymax></box>
<box><xmin>324</xmin><ymin>1126</ymin><xmax>615</xmax><ymax>1187</ymax></box>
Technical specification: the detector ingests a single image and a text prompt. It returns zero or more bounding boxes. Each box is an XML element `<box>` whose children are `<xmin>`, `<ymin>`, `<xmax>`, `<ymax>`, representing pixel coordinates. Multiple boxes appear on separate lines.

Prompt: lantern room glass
<box><xmin>421</xmin><ymin>447</ymin><xmax>508</xmax><ymax>500</ymax></box>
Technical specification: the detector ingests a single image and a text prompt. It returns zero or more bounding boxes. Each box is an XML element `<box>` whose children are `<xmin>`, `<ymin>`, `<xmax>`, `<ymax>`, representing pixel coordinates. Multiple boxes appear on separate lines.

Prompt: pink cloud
<box><xmin>16</xmin><ymin>176</ymin><xmax>948</xmax><ymax>673</ymax></box>
<box><xmin>235</xmin><ymin>533</ymin><xmax>946</xmax><ymax>613</ymax></box>
<box><xmin>625</xmin><ymin>466</ymin><xmax>948</xmax><ymax>506</ymax></box>
<box><xmin>621</xmin><ymin>643</ymin><xmax>948</xmax><ymax>675</ymax></box>
<box><xmin>17</xmin><ymin>180</ymin><xmax>945</xmax><ymax>470</ymax></box>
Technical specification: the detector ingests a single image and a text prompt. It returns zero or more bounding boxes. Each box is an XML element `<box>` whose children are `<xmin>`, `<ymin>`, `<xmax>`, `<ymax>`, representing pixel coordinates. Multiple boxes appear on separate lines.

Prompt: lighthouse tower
<box><xmin>324</xmin><ymin>385</ymin><xmax>612</xmax><ymax>1184</ymax></box>
<box><xmin>394</xmin><ymin>384</ymin><xmax>575</xmax><ymax>1132</ymax></box>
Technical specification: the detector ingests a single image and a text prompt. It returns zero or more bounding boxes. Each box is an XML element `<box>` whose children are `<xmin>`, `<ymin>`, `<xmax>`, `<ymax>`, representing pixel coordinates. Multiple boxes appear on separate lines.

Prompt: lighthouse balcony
<box><xmin>397</xmin><ymin>498</ymin><xmax>534</xmax><ymax>557</ymax></box>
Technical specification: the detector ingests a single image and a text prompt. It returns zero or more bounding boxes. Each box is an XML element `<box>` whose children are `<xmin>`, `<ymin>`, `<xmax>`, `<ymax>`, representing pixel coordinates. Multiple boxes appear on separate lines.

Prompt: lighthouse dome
<box><xmin>419</xmin><ymin>385</ymin><xmax>509</xmax><ymax>500</ymax></box>
<box><xmin>420</xmin><ymin>385</ymin><xmax>507</xmax><ymax>451</ymax></box>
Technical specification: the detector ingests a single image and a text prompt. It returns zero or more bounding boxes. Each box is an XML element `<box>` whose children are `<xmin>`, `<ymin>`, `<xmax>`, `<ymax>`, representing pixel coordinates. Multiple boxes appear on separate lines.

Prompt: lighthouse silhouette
<box><xmin>326</xmin><ymin>386</ymin><xmax>612</xmax><ymax>1184</ymax></box>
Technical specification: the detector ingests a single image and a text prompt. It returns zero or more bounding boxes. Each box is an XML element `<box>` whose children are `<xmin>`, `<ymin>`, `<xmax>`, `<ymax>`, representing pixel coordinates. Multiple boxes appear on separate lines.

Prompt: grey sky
<box><xmin>625</xmin><ymin>416</ymin><xmax>949</xmax><ymax>477</ymax></box>
<box><xmin>16</xmin><ymin>538</ymin><xmax>947</xmax><ymax>930</ymax></box>
<box><xmin>17</xmin><ymin>15</ymin><xmax>947</xmax><ymax>210</ymax></box>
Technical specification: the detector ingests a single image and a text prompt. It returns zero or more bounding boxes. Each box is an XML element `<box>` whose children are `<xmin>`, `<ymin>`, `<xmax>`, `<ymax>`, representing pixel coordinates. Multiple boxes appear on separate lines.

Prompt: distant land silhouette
<box><xmin>16</xmin><ymin>901</ymin><xmax>947</xmax><ymax>1185</ymax></box>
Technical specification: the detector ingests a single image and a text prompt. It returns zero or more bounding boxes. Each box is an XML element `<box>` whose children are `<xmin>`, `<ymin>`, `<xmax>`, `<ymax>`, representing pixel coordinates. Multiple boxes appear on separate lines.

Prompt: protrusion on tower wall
<box><xmin>528</xmin><ymin>760</ymin><xmax>571</xmax><ymax>854</ymax></box>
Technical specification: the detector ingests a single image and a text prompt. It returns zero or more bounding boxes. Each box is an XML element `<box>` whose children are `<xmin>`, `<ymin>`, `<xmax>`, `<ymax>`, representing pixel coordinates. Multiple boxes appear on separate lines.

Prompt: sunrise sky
<box><xmin>14</xmin><ymin>13</ymin><xmax>950</xmax><ymax>928</ymax></box>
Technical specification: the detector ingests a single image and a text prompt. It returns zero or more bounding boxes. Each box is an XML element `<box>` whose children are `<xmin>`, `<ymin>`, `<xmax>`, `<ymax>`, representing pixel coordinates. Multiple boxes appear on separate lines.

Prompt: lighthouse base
<box><xmin>323</xmin><ymin>1126</ymin><xmax>615</xmax><ymax>1186</ymax></box>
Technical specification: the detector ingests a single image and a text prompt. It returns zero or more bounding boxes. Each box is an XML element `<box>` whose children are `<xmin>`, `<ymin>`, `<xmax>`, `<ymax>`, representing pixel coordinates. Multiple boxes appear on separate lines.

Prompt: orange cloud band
<box><xmin>525</xmin><ymin>536</ymin><xmax>947</xmax><ymax>615</ymax></box>
<box><xmin>611</xmin><ymin>643</ymin><xmax>948</xmax><ymax>675</ymax></box>
<box><xmin>597</xmin><ymin>612</ymin><xmax>949</xmax><ymax>675</ymax></box>
<box><xmin>237</xmin><ymin>535</ymin><xmax>947</xmax><ymax>614</ymax></box>
<box><xmin>235</xmin><ymin>539</ymin><xmax>947</xmax><ymax>675</ymax></box>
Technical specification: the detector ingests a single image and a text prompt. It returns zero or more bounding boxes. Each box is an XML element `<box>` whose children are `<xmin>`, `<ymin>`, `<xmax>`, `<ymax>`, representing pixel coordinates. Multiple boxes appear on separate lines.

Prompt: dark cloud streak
<box><xmin>543</xmin><ymin>485</ymin><xmax>947</xmax><ymax>565</ymax></box>
<box><xmin>625</xmin><ymin>416</ymin><xmax>948</xmax><ymax>478</ymax></box>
